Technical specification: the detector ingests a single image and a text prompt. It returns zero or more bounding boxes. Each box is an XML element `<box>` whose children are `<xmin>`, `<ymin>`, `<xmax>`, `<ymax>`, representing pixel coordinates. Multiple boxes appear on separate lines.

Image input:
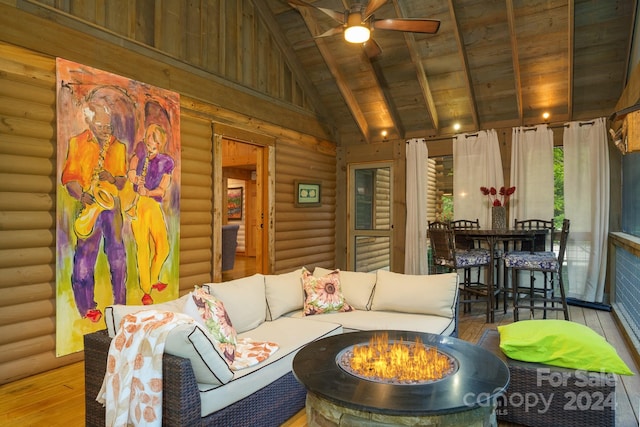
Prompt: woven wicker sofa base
<box><xmin>477</xmin><ymin>330</ymin><xmax>615</xmax><ymax>427</ymax></box>
<box><xmin>84</xmin><ymin>330</ymin><xmax>306</xmax><ymax>426</ymax></box>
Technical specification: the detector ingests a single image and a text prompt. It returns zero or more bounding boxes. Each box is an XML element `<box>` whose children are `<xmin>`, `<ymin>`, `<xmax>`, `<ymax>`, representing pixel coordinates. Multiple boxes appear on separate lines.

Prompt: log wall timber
<box><xmin>179</xmin><ymin>115</ymin><xmax>214</xmax><ymax>291</ymax></box>
<box><xmin>274</xmin><ymin>141</ymin><xmax>336</xmax><ymax>273</ymax></box>
<box><xmin>0</xmin><ymin>3</ymin><xmax>337</xmax><ymax>383</ymax></box>
<box><xmin>427</xmin><ymin>158</ymin><xmax>437</xmax><ymax>222</ymax></box>
<box><xmin>0</xmin><ymin>44</ymin><xmax>84</xmax><ymax>383</ymax></box>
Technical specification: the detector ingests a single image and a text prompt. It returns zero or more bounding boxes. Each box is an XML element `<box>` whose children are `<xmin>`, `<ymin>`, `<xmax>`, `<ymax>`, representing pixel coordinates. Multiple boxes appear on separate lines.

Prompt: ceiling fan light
<box><xmin>344</xmin><ymin>25</ymin><xmax>370</xmax><ymax>43</ymax></box>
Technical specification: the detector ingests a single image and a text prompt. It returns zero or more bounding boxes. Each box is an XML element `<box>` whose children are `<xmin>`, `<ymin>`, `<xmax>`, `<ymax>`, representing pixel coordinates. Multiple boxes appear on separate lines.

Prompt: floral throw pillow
<box><xmin>302</xmin><ymin>267</ymin><xmax>354</xmax><ymax>316</ymax></box>
<box><xmin>186</xmin><ymin>287</ymin><xmax>237</xmax><ymax>364</ymax></box>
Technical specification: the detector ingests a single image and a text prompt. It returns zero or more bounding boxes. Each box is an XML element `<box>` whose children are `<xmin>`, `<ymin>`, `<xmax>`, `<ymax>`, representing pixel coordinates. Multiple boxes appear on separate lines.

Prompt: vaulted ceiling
<box><xmin>265</xmin><ymin>0</ymin><xmax>636</xmax><ymax>144</ymax></box>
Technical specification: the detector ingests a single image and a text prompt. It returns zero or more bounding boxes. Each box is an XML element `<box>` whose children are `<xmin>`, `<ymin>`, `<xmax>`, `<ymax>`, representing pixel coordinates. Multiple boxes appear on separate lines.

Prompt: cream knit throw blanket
<box><xmin>97</xmin><ymin>310</ymin><xmax>195</xmax><ymax>427</ymax></box>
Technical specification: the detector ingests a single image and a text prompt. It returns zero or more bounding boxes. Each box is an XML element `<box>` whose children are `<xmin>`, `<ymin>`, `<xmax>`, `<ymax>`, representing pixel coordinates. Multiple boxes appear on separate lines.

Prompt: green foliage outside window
<box><xmin>554</xmin><ymin>147</ymin><xmax>565</xmax><ymax>229</ymax></box>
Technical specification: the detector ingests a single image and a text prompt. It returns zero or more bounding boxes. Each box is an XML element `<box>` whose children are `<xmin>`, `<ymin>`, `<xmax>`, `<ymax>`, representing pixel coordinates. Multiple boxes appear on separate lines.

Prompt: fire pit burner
<box><xmin>336</xmin><ymin>334</ymin><xmax>458</xmax><ymax>385</ymax></box>
<box><xmin>293</xmin><ymin>330</ymin><xmax>509</xmax><ymax>426</ymax></box>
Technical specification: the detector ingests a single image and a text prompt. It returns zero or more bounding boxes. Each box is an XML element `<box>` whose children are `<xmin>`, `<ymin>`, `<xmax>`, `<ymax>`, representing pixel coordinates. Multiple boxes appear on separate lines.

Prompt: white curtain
<box><xmin>453</xmin><ymin>130</ymin><xmax>503</xmax><ymax>229</ymax></box>
<box><xmin>563</xmin><ymin>118</ymin><xmax>610</xmax><ymax>303</ymax></box>
<box><xmin>405</xmin><ymin>138</ymin><xmax>428</xmax><ymax>274</ymax></box>
<box><xmin>509</xmin><ymin>125</ymin><xmax>555</xmax><ymax>222</ymax></box>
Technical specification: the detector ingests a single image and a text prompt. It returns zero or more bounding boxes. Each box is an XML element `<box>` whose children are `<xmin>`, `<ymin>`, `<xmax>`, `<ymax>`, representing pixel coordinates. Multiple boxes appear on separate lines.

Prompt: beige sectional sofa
<box><xmin>85</xmin><ymin>268</ymin><xmax>459</xmax><ymax>426</ymax></box>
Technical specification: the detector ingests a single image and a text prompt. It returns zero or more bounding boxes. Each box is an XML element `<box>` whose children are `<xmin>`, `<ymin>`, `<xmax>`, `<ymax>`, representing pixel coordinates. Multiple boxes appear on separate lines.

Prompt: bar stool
<box><xmin>428</xmin><ymin>222</ymin><xmax>493</xmax><ymax>322</ymax></box>
<box><xmin>450</xmin><ymin>218</ymin><xmax>485</xmax><ymax>298</ymax></box>
<box><xmin>503</xmin><ymin>219</ymin><xmax>570</xmax><ymax>321</ymax></box>
<box><xmin>510</xmin><ymin>219</ymin><xmax>555</xmax><ymax>313</ymax></box>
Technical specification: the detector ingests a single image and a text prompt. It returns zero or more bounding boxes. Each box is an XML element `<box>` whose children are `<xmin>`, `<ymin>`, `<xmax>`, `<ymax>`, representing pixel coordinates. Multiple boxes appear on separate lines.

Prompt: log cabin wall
<box><xmin>0</xmin><ymin>2</ymin><xmax>337</xmax><ymax>384</ymax></box>
<box><xmin>274</xmin><ymin>141</ymin><xmax>337</xmax><ymax>273</ymax></box>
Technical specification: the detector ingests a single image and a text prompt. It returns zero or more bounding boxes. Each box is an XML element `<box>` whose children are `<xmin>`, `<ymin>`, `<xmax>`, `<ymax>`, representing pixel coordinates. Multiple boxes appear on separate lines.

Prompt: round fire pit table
<box><xmin>293</xmin><ymin>330</ymin><xmax>509</xmax><ymax>426</ymax></box>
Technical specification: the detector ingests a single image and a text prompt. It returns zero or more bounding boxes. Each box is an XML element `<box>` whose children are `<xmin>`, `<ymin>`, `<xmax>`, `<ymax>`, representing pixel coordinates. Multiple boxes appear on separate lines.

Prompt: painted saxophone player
<box><xmin>61</xmin><ymin>100</ymin><xmax>127</xmax><ymax>323</ymax></box>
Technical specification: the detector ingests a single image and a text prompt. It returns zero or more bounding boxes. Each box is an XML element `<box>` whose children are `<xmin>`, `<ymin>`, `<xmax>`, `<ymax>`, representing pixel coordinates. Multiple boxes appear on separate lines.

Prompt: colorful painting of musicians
<box><xmin>55</xmin><ymin>58</ymin><xmax>180</xmax><ymax>356</ymax></box>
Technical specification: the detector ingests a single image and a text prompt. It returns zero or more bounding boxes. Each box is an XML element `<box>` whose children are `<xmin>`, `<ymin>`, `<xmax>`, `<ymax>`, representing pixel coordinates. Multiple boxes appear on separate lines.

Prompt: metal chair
<box><xmin>514</xmin><ymin>219</ymin><xmax>555</xmax><ymax>252</ymax></box>
<box><xmin>450</xmin><ymin>218</ymin><xmax>486</xmax><ymax>293</ymax></box>
<box><xmin>428</xmin><ymin>221</ymin><xmax>493</xmax><ymax>322</ymax></box>
<box><xmin>509</xmin><ymin>219</ymin><xmax>556</xmax><ymax>314</ymax></box>
<box><xmin>503</xmin><ymin>219</ymin><xmax>570</xmax><ymax>321</ymax></box>
<box><xmin>450</xmin><ymin>218</ymin><xmax>481</xmax><ymax>250</ymax></box>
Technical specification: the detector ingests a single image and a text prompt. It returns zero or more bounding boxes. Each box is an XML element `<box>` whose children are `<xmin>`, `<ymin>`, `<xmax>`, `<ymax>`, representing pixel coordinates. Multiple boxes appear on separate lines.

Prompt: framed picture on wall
<box><xmin>227</xmin><ymin>187</ymin><xmax>243</xmax><ymax>220</ymax></box>
<box><xmin>295</xmin><ymin>180</ymin><xmax>321</xmax><ymax>207</ymax></box>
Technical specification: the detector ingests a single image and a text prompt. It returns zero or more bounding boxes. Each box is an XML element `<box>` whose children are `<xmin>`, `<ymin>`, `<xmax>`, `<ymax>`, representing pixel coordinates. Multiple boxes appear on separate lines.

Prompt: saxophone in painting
<box><xmin>122</xmin><ymin>155</ymin><xmax>149</xmax><ymax>220</ymax></box>
<box><xmin>73</xmin><ymin>140</ymin><xmax>118</xmax><ymax>238</ymax></box>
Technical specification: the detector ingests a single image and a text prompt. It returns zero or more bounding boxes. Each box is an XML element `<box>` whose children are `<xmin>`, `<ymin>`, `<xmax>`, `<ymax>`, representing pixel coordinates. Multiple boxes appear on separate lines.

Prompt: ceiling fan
<box><xmin>288</xmin><ymin>0</ymin><xmax>440</xmax><ymax>58</ymax></box>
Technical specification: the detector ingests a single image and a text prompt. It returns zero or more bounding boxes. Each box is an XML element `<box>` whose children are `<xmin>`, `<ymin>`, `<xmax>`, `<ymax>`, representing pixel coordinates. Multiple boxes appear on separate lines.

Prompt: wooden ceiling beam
<box><xmin>392</xmin><ymin>0</ymin><xmax>439</xmax><ymax>131</ymax></box>
<box><xmin>447</xmin><ymin>0</ymin><xmax>479</xmax><ymax>131</ymax></box>
<box><xmin>369</xmin><ymin>56</ymin><xmax>405</xmax><ymax>139</ymax></box>
<box><xmin>292</xmin><ymin>4</ymin><xmax>371</xmax><ymax>142</ymax></box>
<box><xmin>506</xmin><ymin>0</ymin><xmax>524</xmax><ymax>126</ymax></box>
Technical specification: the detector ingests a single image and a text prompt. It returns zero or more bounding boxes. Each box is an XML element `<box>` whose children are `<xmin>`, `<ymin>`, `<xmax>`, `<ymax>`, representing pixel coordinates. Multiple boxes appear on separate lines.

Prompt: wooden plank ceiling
<box><xmin>264</xmin><ymin>0</ymin><xmax>636</xmax><ymax>144</ymax></box>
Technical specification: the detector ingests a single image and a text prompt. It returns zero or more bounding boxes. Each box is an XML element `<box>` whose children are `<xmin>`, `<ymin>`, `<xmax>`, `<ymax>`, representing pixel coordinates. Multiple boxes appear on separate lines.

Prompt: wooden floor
<box><xmin>1</xmin><ymin>295</ymin><xmax>638</xmax><ymax>426</ymax></box>
<box><xmin>222</xmin><ymin>254</ymin><xmax>257</xmax><ymax>281</ymax></box>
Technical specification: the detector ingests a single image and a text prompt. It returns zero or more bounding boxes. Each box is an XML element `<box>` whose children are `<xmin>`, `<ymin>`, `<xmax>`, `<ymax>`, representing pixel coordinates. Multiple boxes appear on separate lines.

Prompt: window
<box><xmin>431</xmin><ymin>156</ymin><xmax>453</xmax><ymax>221</ymax></box>
<box><xmin>431</xmin><ymin>150</ymin><xmax>565</xmax><ymax>227</ymax></box>
<box><xmin>553</xmin><ymin>147</ymin><xmax>565</xmax><ymax>230</ymax></box>
<box><xmin>622</xmin><ymin>151</ymin><xmax>640</xmax><ymax>237</ymax></box>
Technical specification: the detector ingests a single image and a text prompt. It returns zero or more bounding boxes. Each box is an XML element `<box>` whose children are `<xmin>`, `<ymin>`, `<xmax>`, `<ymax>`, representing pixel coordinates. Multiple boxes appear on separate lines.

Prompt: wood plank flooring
<box><xmin>1</xmin><ymin>296</ymin><xmax>638</xmax><ymax>426</ymax></box>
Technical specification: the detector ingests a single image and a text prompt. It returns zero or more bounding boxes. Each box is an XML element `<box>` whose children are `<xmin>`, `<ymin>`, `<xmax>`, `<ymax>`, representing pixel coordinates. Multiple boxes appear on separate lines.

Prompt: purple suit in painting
<box><xmin>61</xmin><ymin>129</ymin><xmax>128</xmax><ymax>320</ymax></box>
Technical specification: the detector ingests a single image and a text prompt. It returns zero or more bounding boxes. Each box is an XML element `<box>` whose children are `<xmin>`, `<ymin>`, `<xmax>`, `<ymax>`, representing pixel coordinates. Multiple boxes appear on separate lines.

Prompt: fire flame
<box><xmin>348</xmin><ymin>333</ymin><xmax>453</xmax><ymax>383</ymax></box>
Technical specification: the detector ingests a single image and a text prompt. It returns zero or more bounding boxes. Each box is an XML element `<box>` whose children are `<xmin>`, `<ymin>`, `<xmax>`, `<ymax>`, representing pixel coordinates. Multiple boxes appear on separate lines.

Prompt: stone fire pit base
<box><xmin>305</xmin><ymin>392</ymin><xmax>497</xmax><ymax>427</ymax></box>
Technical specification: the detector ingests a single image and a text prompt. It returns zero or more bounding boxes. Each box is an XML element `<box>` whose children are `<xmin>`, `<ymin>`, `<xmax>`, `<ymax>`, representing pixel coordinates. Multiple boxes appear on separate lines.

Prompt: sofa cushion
<box><xmin>371</xmin><ymin>271</ymin><xmax>458</xmax><ymax>318</ymax></box>
<box><xmin>183</xmin><ymin>287</ymin><xmax>237</xmax><ymax>364</ymax></box>
<box><xmin>104</xmin><ymin>296</ymin><xmax>234</xmax><ymax>386</ymax></box>
<box><xmin>288</xmin><ymin>310</ymin><xmax>457</xmax><ymax>336</ymax></box>
<box><xmin>206</xmin><ymin>274</ymin><xmax>266</xmax><ymax>333</ymax></box>
<box><xmin>104</xmin><ymin>293</ymin><xmax>192</xmax><ymax>338</ymax></box>
<box><xmin>313</xmin><ymin>267</ymin><xmax>376</xmax><ymax>310</ymax></box>
<box><xmin>163</xmin><ymin>323</ymin><xmax>234</xmax><ymax>385</ymax></box>
<box><xmin>498</xmin><ymin>320</ymin><xmax>634</xmax><ymax>375</ymax></box>
<box><xmin>264</xmin><ymin>268</ymin><xmax>304</xmax><ymax>320</ymax></box>
<box><xmin>199</xmin><ymin>317</ymin><xmax>343</xmax><ymax>416</ymax></box>
<box><xmin>302</xmin><ymin>267</ymin><xmax>354</xmax><ymax>315</ymax></box>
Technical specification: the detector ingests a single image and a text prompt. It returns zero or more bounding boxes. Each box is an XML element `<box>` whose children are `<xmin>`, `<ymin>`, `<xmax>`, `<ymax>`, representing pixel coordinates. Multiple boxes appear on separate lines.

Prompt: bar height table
<box><xmin>454</xmin><ymin>228</ymin><xmax>549</xmax><ymax>322</ymax></box>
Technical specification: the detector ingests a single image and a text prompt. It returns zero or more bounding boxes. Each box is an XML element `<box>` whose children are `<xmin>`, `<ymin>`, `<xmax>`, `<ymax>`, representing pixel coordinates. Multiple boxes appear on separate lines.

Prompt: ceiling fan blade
<box><xmin>373</xmin><ymin>18</ymin><xmax>440</xmax><ymax>34</ymax></box>
<box><xmin>316</xmin><ymin>25</ymin><xmax>344</xmax><ymax>38</ymax></box>
<box><xmin>288</xmin><ymin>0</ymin><xmax>344</xmax><ymax>24</ymax></box>
<box><xmin>363</xmin><ymin>0</ymin><xmax>388</xmax><ymax>20</ymax></box>
<box><xmin>363</xmin><ymin>38</ymin><xmax>382</xmax><ymax>58</ymax></box>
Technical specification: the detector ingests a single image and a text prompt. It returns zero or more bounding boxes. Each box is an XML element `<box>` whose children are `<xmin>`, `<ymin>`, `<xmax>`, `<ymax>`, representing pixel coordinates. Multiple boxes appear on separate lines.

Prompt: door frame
<box><xmin>213</xmin><ymin>124</ymin><xmax>274</xmax><ymax>281</ymax></box>
<box><xmin>347</xmin><ymin>161</ymin><xmax>394</xmax><ymax>272</ymax></box>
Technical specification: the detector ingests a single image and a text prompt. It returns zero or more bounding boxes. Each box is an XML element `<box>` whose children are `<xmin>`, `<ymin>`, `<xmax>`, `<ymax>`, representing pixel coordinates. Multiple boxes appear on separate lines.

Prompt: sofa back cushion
<box><xmin>205</xmin><ymin>274</ymin><xmax>266</xmax><ymax>333</ymax></box>
<box><xmin>371</xmin><ymin>271</ymin><xmax>458</xmax><ymax>318</ymax></box>
<box><xmin>313</xmin><ymin>267</ymin><xmax>376</xmax><ymax>310</ymax></box>
<box><xmin>264</xmin><ymin>268</ymin><xmax>304</xmax><ymax>320</ymax></box>
<box><xmin>105</xmin><ymin>293</ymin><xmax>192</xmax><ymax>337</ymax></box>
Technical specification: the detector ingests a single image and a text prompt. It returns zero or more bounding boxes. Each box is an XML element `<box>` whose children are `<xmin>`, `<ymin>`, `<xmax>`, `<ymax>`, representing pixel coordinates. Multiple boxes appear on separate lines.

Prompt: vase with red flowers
<box><xmin>480</xmin><ymin>186</ymin><xmax>516</xmax><ymax>229</ymax></box>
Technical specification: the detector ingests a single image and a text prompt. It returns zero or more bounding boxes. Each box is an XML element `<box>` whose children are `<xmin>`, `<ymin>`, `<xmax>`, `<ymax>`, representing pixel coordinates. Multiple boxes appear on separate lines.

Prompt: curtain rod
<box><xmin>415</xmin><ymin>120</ymin><xmax>597</xmax><ymax>141</ymax></box>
